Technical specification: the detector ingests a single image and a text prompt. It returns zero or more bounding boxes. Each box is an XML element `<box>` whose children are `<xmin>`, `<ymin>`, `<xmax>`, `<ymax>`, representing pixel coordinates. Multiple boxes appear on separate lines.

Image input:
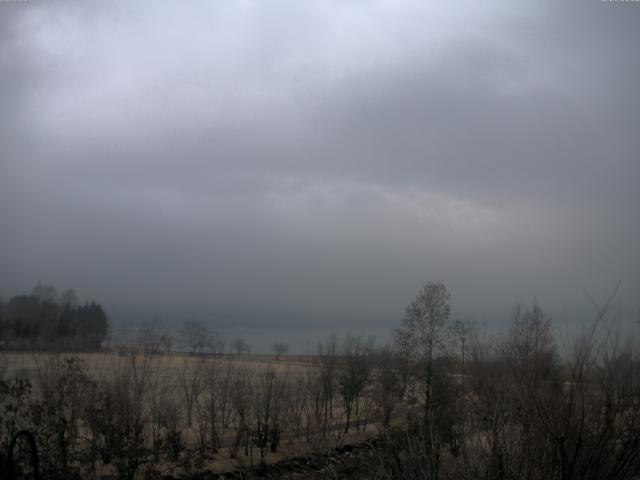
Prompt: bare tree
<box><xmin>177</xmin><ymin>357</ymin><xmax>205</xmax><ymax>428</ymax></box>
<box><xmin>209</xmin><ymin>330</ymin><xmax>227</xmax><ymax>356</ymax></box>
<box><xmin>180</xmin><ymin>319</ymin><xmax>210</xmax><ymax>355</ymax></box>
<box><xmin>444</xmin><ymin>287</ymin><xmax>640</xmax><ymax>480</ymax></box>
<box><xmin>229</xmin><ymin>366</ymin><xmax>253</xmax><ymax>458</ymax></box>
<box><xmin>317</xmin><ymin>335</ymin><xmax>339</xmax><ymax>436</ymax></box>
<box><xmin>268</xmin><ymin>369</ymin><xmax>292</xmax><ymax>452</ymax></box>
<box><xmin>302</xmin><ymin>368</ymin><xmax>323</xmax><ymax>441</ymax></box>
<box><xmin>137</xmin><ymin>320</ymin><xmax>162</xmax><ymax>355</ymax></box>
<box><xmin>501</xmin><ymin>301</ymin><xmax>558</xmax><ymax>387</ymax></box>
<box><xmin>372</xmin><ymin>347</ymin><xmax>404</xmax><ymax>428</ymax></box>
<box><xmin>83</xmin><ymin>352</ymin><xmax>155</xmax><ymax>480</ymax></box>
<box><xmin>394</xmin><ymin>281</ymin><xmax>453</xmax><ymax>430</ymax></box>
<box><xmin>148</xmin><ymin>366</ymin><xmax>175</xmax><ymax>461</ymax></box>
<box><xmin>271</xmin><ymin>342</ymin><xmax>289</xmax><ymax>360</ymax></box>
<box><xmin>33</xmin><ymin>354</ymin><xmax>92</xmax><ymax>477</ymax></box>
<box><xmin>197</xmin><ymin>358</ymin><xmax>234</xmax><ymax>453</ymax></box>
<box><xmin>231</xmin><ymin>337</ymin><xmax>251</xmax><ymax>356</ymax></box>
<box><xmin>289</xmin><ymin>371</ymin><xmax>310</xmax><ymax>439</ymax></box>
<box><xmin>338</xmin><ymin>335</ymin><xmax>373</xmax><ymax>433</ymax></box>
<box><xmin>249</xmin><ymin>366</ymin><xmax>292</xmax><ymax>464</ymax></box>
<box><xmin>158</xmin><ymin>332</ymin><xmax>173</xmax><ymax>354</ymax></box>
<box><xmin>495</xmin><ymin>288</ymin><xmax>640</xmax><ymax>480</ymax></box>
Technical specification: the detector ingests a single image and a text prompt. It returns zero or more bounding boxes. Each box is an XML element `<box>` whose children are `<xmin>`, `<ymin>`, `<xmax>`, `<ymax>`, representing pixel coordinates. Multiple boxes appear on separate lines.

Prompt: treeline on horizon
<box><xmin>0</xmin><ymin>283</ymin><xmax>109</xmax><ymax>351</ymax></box>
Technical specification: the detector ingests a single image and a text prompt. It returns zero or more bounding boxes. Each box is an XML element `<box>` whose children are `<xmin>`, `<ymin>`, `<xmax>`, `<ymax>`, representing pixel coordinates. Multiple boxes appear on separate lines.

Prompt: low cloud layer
<box><xmin>1</xmin><ymin>0</ymin><xmax>639</xmax><ymax>338</ymax></box>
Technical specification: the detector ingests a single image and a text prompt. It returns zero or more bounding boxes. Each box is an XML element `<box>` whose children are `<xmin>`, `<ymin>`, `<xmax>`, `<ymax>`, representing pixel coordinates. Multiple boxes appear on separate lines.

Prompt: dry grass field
<box><xmin>0</xmin><ymin>348</ymin><xmax>394</xmax><ymax>478</ymax></box>
<box><xmin>0</xmin><ymin>351</ymin><xmax>314</xmax><ymax>382</ymax></box>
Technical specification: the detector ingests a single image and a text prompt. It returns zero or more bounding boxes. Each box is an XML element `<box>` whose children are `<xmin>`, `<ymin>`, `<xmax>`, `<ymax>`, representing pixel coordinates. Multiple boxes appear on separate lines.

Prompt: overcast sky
<box><xmin>1</xmin><ymin>0</ymin><xmax>639</xmax><ymax>344</ymax></box>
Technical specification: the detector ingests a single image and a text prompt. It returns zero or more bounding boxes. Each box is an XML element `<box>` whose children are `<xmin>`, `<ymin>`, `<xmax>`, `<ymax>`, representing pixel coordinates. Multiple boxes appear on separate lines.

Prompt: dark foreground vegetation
<box><xmin>1</xmin><ymin>281</ymin><xmax>639</xmax><ymax>479</ymax></box>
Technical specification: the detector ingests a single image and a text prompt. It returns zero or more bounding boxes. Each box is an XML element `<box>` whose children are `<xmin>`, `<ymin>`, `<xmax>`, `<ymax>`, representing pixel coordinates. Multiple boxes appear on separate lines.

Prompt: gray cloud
<box><xmin>1</xmin><ymin>0</ymin><xmax>639</xmax><ymax>348</ymax></box>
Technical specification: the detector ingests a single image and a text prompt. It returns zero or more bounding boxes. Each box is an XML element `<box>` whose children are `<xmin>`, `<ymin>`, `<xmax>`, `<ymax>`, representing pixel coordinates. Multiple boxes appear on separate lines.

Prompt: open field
<box><xmin>0</xmin><ymin>351</ymin><xmax>316</xmax><ymax>383</ymax></box>
<box><xmin>0</xmin><ymin>348</ymin><xmax>403</xmax><ymax>478</ymax></box>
